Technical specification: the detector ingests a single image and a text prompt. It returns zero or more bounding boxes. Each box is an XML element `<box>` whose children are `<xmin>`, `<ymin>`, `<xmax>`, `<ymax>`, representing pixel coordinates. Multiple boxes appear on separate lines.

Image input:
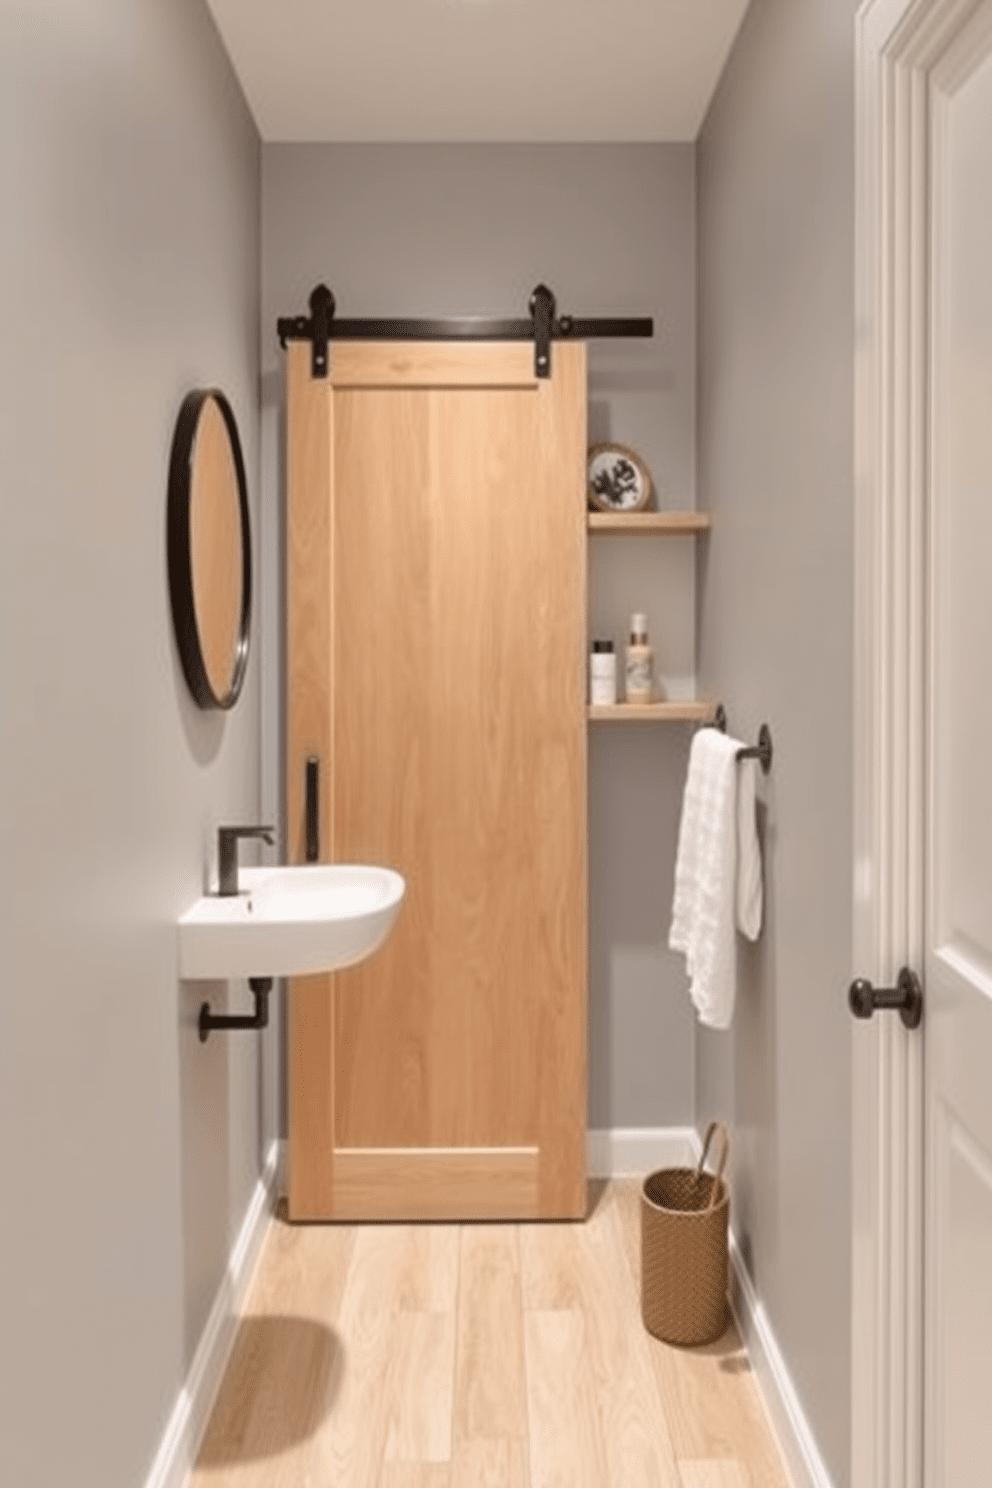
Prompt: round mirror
<box><xmin>167</xmin><ymin>389</ymin><xmax>251</xmax><ymax>710</ymax></box>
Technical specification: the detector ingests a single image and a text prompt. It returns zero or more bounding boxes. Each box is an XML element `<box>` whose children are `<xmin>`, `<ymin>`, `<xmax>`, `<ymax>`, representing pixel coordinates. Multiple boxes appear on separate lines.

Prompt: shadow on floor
<box><xmin>586</xmin><ymin>1176</ymin><xmax>610</xmax><ymax>1217</ymax></box>
<box><xmin>196</xmin><ymin>1316</ymin><xmax>344</xmax><ymax>1466</ymax></box>
<box><xmin>699</xmin><ymin>1312</ymin><xmax>752</xmax><ymax>1374</ymax></box>
<box><xmin>661</xmin><ymin>1307</ymin><xmax>753</xmax><ymax>1374</ymax></box>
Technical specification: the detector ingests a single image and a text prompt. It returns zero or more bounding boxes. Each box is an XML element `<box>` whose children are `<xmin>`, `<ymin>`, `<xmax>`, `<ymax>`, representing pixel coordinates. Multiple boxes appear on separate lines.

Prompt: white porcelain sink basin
<box><xmin>178</xmin><ymin>863</ymin><xmax>405</xmax><ymax>980</ymax></box>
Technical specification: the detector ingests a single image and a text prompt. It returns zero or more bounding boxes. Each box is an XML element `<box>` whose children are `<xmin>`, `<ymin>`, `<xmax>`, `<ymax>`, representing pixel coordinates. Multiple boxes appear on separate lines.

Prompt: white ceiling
<box><xmin>204</xmin><ymin>0</ymin><xmax>751</xmax><ymax>143</ymax></box>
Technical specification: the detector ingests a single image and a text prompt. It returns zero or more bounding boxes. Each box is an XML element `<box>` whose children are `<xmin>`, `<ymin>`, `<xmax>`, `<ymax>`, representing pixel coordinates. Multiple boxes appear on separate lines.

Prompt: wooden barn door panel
<box><xmin>286</xmin><ymin>340</ymin><xmax>586</xmax><ymax>1221</ymax></box>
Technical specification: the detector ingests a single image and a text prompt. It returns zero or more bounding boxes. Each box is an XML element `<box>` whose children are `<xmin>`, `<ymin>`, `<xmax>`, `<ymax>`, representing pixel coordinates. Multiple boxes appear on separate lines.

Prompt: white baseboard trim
<box><xmin>144</xmin><ymin>1139</ymin><xmax>280</xmax><ymax>1488</ymax></box>
<box><xmin>728</xmin><ymin>1231</ymin><xmax>836</xmax><ymax>1488</ymax></box>
<box><xmin>587</xmin><ymin>1125</ymin><xmax>697</xmax><ymax>1178</ymax></box>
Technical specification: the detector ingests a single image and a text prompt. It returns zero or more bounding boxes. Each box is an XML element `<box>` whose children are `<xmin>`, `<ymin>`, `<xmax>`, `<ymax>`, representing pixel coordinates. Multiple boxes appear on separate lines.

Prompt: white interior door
<box><xmin>854</xmin><ymin>3</ymin><xmax>992</xmax><ymax>1483</ymax></box>
<box><xmin>925</xmin><ymin>14</ymin><xmax>992</xmax><ymax>1483</ymax></box>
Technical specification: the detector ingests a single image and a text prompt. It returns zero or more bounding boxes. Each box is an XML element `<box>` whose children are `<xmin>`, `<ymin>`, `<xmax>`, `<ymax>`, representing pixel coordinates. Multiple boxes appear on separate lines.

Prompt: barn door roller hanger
<box><xmin>277</xmin><ymin>283</ymin><xmax>654</xmax><ymax>380</ymax></box>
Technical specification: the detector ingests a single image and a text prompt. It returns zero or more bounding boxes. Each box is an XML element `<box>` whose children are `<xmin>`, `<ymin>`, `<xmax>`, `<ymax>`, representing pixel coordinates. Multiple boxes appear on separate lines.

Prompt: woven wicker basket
<box><xmin>641</xmin><ymin>1121</ymin><xmax>730</xmax><ymax>1347</ymax></box>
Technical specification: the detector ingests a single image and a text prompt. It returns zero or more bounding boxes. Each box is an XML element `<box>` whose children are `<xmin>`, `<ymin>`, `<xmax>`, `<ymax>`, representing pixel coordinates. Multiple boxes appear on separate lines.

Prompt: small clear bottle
<box><xmin>589</xmin><ymin>640</ymin><xmax>617</xmax><ymax>705</ymax></box>
<box><xmin>624</xmin><ymin>613</ymin><xmax>654</xmax><ymax>704</ymax></box>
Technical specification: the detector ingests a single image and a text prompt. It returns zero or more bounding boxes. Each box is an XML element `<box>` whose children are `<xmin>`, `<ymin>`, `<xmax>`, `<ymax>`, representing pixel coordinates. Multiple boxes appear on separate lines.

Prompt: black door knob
<box><xmin>848</xmin><ymin>967</ymin><xmax>923</xmax><ymax>1029</ymax></box>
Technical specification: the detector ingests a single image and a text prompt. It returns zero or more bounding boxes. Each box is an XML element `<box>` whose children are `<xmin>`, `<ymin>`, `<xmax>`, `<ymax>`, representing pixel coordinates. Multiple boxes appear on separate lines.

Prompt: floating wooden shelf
<box><xmin>587</xmin><ymin>511</ymin><xmax>711</xmax><ymax>534</ymax></box>
<box><xmin>588</xmin><ymin>701</ymin><xmax>716</xmax><ymax>723</ymax></box>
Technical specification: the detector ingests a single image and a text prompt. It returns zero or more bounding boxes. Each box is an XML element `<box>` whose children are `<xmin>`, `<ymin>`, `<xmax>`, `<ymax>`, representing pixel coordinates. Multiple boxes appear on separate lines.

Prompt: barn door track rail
<box><xmin>277</xmin><ymin>283</ymin><xmax>654</xmax><ymax>379</ymax></box>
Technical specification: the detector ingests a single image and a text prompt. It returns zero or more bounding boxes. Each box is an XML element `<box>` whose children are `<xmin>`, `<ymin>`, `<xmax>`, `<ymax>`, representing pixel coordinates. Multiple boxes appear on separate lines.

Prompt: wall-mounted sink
<box><xmin>178</xmin><ymin>863</ymin><xmax>405</xmax><ymax>981</ymax></box>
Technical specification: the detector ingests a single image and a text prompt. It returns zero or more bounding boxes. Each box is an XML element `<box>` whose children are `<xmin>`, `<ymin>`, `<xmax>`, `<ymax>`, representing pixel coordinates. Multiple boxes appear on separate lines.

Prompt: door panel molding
<box><xmin>328</xmin><ymin>339</ymin><xmax>539</xmax><ymax>388</ymax></box>
<box><xmin>327</xmin><ymin>1146</ymin><xmax>540</xmax><ymax>1221</ymax></box>
<box><xmin>929</xmin><ymin>1099</ymin><xmax>992</xmax><ymax>1482</ymax></box>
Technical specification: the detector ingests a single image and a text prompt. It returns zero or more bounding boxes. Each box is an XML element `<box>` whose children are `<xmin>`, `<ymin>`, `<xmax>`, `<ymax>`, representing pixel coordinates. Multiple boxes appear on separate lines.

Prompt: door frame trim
<box><xmin>853</xmin><ymin>1</ymin><xmax>979</xmax><ymax>1482</ymax></box>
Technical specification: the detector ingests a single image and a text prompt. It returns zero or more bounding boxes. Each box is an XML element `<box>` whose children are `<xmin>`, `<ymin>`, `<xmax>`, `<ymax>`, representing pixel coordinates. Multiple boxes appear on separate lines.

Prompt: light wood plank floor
<box><xmin>190</xmin><ymin>1180</ymin><xmax>792</xmax><ymax>1488</ymax></box>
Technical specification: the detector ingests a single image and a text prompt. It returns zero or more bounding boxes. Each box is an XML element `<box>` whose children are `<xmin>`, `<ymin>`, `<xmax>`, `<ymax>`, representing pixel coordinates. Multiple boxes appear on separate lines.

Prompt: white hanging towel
<box><xmin>735</xmin><ymin>756</ymin><xmax>763</xmax><ymax>941</ymax></box>
<box><xmin>669</xmin><ymin>728</ymin><xmax>763</xmax><ymax>1030</ymax></box>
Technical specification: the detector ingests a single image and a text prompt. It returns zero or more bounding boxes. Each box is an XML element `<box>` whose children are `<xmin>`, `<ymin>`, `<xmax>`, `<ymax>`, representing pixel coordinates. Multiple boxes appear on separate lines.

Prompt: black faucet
<box><xmin>217</xmin><ymin>825</ymin><xmax>275</xmax><ymax>896</ymax></box>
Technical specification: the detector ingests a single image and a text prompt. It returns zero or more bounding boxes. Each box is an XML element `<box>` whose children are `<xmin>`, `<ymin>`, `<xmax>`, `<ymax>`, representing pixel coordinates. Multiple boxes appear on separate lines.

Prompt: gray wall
<box><xmin>695</xmin><ymin>1</ymin><xmax>856</xmax><ymax>1483</ymax></box>
<box><xmin>1</xmin><ymin>5</ymin><xmax>265</xmax><ymax>1487</ymax></box>
<box><xmin>261</xmin><ymin>144</ymin><xmax>700</xmax><ymax>1133</ymax></box>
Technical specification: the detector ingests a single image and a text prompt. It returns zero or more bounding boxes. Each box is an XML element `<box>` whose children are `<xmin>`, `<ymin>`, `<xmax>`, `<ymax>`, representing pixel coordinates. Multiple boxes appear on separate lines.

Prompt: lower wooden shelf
<box><xmin>587</xmin><ymin>700</ymin><xmax>716</xmax><ymax>723</ymax></box>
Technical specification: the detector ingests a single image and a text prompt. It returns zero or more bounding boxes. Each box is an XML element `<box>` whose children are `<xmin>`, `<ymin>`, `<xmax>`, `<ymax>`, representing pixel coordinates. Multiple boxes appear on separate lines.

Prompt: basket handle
<box><xmin>695</xmin><ymin>1120</ymin><xmax>729</xmax><ymax>1212</ymax></box>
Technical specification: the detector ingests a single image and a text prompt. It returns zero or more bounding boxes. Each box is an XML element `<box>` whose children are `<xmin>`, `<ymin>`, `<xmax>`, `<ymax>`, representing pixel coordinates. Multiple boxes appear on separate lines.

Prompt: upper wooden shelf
<box><xmin>588</xmin><ymin>701</ymin><xmax>716</xmax><ymax>723</ymax></box>
<box><xmin>587</xmin><ymin>511</ymin><xmax>711</xmax><ymax>534</ymax></box>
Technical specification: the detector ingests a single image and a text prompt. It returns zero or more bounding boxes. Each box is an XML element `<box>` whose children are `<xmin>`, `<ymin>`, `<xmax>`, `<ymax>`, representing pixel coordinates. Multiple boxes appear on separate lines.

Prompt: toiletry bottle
<box><xmin>625</xmin><ymin>613</ymin><xmax>654</xmax><ymax>704</ymax></box>
<box><xmin>589</xmin><ymin>640</ymin><xmax>617</xmax><ymax>705</ymax></box>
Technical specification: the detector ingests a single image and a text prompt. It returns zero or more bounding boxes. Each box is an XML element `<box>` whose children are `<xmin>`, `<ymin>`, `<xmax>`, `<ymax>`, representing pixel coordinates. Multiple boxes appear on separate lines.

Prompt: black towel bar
<box><xmin>712</xmin><ymin>704</ymin><xmax>773</xmax><ymax>776</ymax></box>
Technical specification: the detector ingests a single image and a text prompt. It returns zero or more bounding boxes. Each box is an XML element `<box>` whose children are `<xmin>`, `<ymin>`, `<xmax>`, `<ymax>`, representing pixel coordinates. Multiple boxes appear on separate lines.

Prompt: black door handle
<box><xmin>305</xmin><ymin>756</ymin><xmax>319</xmax><ymax>862</ymax></box>
<box><xmin>848</xmin><ymin>967</ymin><xmax>923</xmax><ymax>1029</ymax></box>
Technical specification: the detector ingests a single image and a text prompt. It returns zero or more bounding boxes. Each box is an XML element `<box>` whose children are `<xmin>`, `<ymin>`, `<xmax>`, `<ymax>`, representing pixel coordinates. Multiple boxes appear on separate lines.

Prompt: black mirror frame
<box><xmin>167</xmin><ymin>389</ymin><xmax>252</xmax><ymax>711</ymax></box>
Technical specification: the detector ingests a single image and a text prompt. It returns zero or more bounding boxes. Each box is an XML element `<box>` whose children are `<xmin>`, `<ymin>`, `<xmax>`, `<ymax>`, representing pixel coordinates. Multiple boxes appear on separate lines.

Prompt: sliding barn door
<box><xmin>286</xmin><ymin>339</ymin><xmax>587</xmax><ymax>1221</ymax></box>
